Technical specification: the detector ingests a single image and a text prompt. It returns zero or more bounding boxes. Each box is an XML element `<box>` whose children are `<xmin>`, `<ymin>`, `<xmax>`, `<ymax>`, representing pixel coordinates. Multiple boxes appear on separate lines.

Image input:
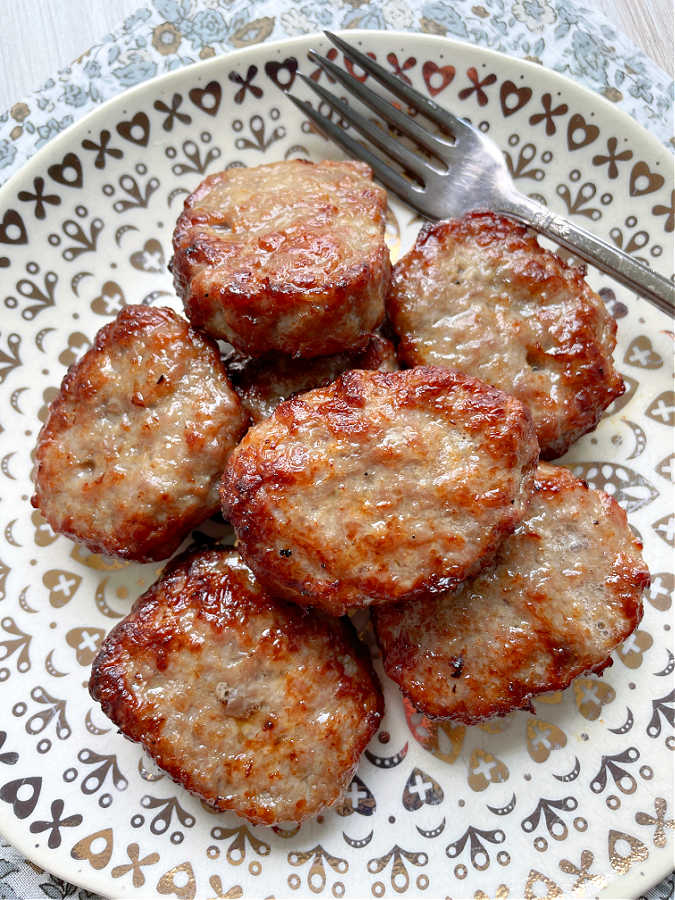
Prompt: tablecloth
<box><xmin>0</xmin><ymin>0</ymin><xmax>672</xmax><ymax>897</ymax></box>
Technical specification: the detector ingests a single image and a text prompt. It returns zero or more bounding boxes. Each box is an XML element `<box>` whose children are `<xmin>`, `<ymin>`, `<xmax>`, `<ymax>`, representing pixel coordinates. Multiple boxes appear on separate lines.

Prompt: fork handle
<box><xmin>498</xmin><ymin>194</ymin><xmax>674</xmax><ymax>318</ymax></box>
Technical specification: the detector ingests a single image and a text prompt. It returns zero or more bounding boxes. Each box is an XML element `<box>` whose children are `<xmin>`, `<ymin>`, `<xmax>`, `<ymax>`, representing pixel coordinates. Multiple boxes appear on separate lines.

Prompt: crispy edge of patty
<box><xmin>88</xmin><ymin>547</ymin><xmax>383</xmax><ymax>824</ymax></box>
<box><xmin>31</xmin><ymin>305</ymin><xmax>248</xmax><ymax>562</ymax></box>
<box><xmin>171</xmin><ymin>160</ymin><xmax>391</xmax><ymax>357</ymax></box>
<box><xmin>372</xmin><ymin>463</ymin><xmax>649</xmax><ymax>723</ymax></box>
<box><xmin>386</xmin><ymin>211</ymin><xmax>624</xmax><ymax>459</ymax></box>
<box><xmin>221</xmin><ymin>366</ymin><xmax>539</xmax><ymax>614</ymax></box>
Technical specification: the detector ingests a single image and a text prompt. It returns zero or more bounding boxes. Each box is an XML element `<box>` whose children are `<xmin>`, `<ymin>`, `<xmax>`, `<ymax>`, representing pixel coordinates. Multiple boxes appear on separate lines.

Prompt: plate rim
<box><xmin>0</xmin><ymin>28</ymin><xmax>672</xmax><ymax>899</ymax></box>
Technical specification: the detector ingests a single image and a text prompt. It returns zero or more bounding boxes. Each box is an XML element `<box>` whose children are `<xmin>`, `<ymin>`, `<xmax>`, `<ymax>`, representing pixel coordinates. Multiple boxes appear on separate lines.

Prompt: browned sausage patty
<box><xmin>373</xmin><ymin>463</ymin><xmax>649</xmax><ymax>723</ymax></box>
<box><xmin>387</xmin><ymin>213</ymin><xmax>624</xmax><ymax>459</ymax></box>
<box><xmin>32</xmin><ymin>306</ymin><xmax>248</xmax><ymax>562</ymax></box>
<box><xmin>171</xmin><ymin>160</ymin><xmax>390</xmax><ymax>358</ymax></box>
<box><xmin>227</xmin><ymin>333</ymin><xmax>398</xmax><ymax>423</ymax></box>
<box><xmin>221</xmin><ymin>366</ymin><xmax>539</xmax><ymax>615</ymax></box>
<box><xmin>89</xmin><ymin>548</ymin><xmax>383</xmax><ymax>824</ymax></box>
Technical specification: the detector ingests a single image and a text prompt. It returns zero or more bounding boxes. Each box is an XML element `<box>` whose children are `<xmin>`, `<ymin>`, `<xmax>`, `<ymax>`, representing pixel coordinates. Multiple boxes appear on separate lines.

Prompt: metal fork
<box><xmin>287</xmin><ymin>31</ymin><xmax>674</xmax><ymax>318</ymax></box>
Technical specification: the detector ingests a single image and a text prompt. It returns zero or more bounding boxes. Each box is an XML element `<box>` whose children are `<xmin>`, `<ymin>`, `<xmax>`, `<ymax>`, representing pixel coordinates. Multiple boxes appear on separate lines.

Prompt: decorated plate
<box><xmin>0</xmin><ymin>31</ymin><xmax>672</xmax><ymax>900</ymax></box>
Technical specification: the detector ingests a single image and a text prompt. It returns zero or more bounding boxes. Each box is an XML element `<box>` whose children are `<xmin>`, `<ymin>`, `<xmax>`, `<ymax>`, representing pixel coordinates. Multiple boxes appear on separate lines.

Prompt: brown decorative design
<box><xmin>111</xmin><ymin>842</ymin><xmax>160</xmax><ymax>887</ymax></box>
<box><xmin>42</xmin><ymin>568</ymin><xmax>82</xmax><ymax>608</ymax></box>
<box><xmin>607</xmin><ymin>829</ymin><xmax>649</xmax><ymax>874</ymax></box>
<box><xmin>91</xmin><ymin>280</ymin><xmax>126</xmax><ymax>316</ymax></box>
<box><xmin>652</xmin><ymin>190</ymin><xmax>674</xmax><ymax>232</ymax></box>
<box><xmin>616</xmin><ymin>629</ymin><xmax>653</xmax><ymax>668</ymax></box>
<box><xmin>566</xmin><ymin>113</ymin><xmax>599</xmax><ymax>150</ymax></box>
<box><xmin>526</xmin><ymin>720</ymin><xmax>566</xmax><ymax>763</ymax></box>
<box><xmin>445</xmin><ymin>825</ymin><xmax>505</xmax><ymax>870</ymax></box>
<box><xmin>458</xmin><ymin>67</ymin><xmax>497</xmax><ymax>106</ymax></box>
<box><xmin>635</xmin><ymin>798</ymin><xmax>674</xmax><ymax>848</ymax></box>
<box><xmin>367</xmin><ymin>845</ymin><xmax>426</xmax><ymax>893</ymax></box>
<box><xmin>81</xmin><ymin>129</ymin><xmax>123</xmax><ymax>170</ymax></box>
<box><xmin>651</xmin><ymin>514</ymin><xmax>675</xmax><ymax>548</ymax></box>
<box><xmin>402</xmin><ymin>767</ymin><xmax>444</xmax><ymax>810</ymax></box>
<box><xmin>130</xmin><ymin>238</ymin><xmax>165</xmax><ymax>272</ymax></box>
<box><xmin>0</xmin><ymin>208</ymin><xmax>28</xmax><ymax>244</ymax></box>
<box><xmin>592</xmin><ymin>137</ymin><xmax>633</xmax><ymax>179</ymax></box>
<box><xmin>71</xmin><ymin>827</ymin><xmax>114</xmax><ymax>869</ymax></box>
<box><xmin>264</xmin><ymin>58</ymin><xmax>298</xmax><ymax>91</ymax></box>
<box><xmin>572</xmin><ymin>677</ymin><xmax>615</xmax><ymax>720</ymax></box>
<box><xmin>0</xmin><ymin>332</ymin><xmax>21</xmax><ymax>382</ymax></box>
<box><xmin>646</xmin><ymin>391</ymin><xmax>675</xmax><ymax>426</ymax></box>
<box><xmin>422</xmin><ymin>61</ymin><xmax>455</xmax><ymax>97</ymax></box>
<box><xmin>116</xmin><ymin>112</ymin><xmax>151</xmax><ymax>147</ymax></box>
<box><xmin>523</xmin><ymin>869</ymin><xmax>562</xmax><ymax>899</ymax></box>
<box><xmin>18</xmin><ymin>177</ymin><xmax>61</xmax><ymax>220</ymax></box>
<box><xmin>624</xmin><ymin>335</ymin><xmax>663</xmax><ymax>369</ymax></box>
<box><xmin>156</xmin><ymin>861</ymin><xmax>197</xmax><ymax>899</ymax></box>
<box><xmin>153</xmin><ymin>94</ymin><xmax>192</xmax><ymax>132</ymax></box>
<box><xmin>629</xmin><ymin>161</ymin><xmax>665</xmax><ymax>197</ymax></box>
<box><xmin>647</xmin><ymin>572</ymin><xmax>673</xmax><ymax>610</ymax></box>
<box><xmin>468</xmin><ymin>750</ymin><xmax>509</xmax><ymax>792</ymax></box>
<box><xmin>210</xmin><ymin>824</ymin><xmax>271</xmax><ymax>865</ymax></box>
<box><xmin>499</xmin><ymin>80</ymin><xmax>532</xmax><ymax>116</ymax></box>
<box><xmin>47</xmin><ymin>152</ymin><xmax>83</xmax><ymax>189</ymax></box>
<box><xmin>206</xmin><ymin>876</ymin><xmax>243</xmax><ymax>899</ymax></box>
<box><xmin>288</xmin><ymin>845</ymin><xmax>348</xmax><ymax>893</ymax></box>
<box><xmin>334</xmin><ymin>775</ymin><xmax>376</xmax><ymax>816</ymax></box>
<box><xmin>0</xmin><ymin>776</ymin><xmax>41</xmax><ymax>819</ymax></box>
<box><xmin>570</xmin><ymin>462</ymin><xmax>658</xmax><ymax>513</ymax></box>
<box><xmin>229</xmin><ymin>65</ymin><xmax>263</xmax><ymax>104</ymax></box>
<box><xmin>58</xmin><ymin>331</ymin><xmax>91</xmax><ymax>368</ymax></box>
<box><xmin>66</xmin><ymin>626</ymin><xmax>105</xmax><ymax>666</ymax></box>
<box><xmin>386</xmin><ymin>52</ymin><xmax>417</xmax><ymax>85</ymax></box>
<box><xmin>528</xmin><ymin>93</ymin><xmax>568</xmax><ymax>135</ymax></box>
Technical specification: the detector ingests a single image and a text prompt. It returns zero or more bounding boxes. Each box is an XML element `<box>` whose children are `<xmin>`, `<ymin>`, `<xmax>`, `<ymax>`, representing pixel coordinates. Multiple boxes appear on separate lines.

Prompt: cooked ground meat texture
<box><xmin>387</xmin><ymin>212</ymin><xmax>624</xmax><ymax>459</ymax></box>
<box><xmin>171</xmin><ymin>159</ymin><xmax>390</xmax><ymax>358</ymax></box>
<box><xmin>227</xmin><ymin>332</ymin><xmax>398</xmax><ymax>423</ymax></box>
<box><xmin>373</xmin><ymin>463</ymin><xmax>649</xmax><ymax>723</ymax></box>
<box><xmin>89</xmin><ymin>548</ymin><xmax>383</xmax><ymax>825</ymax></box>
<box><xmin>32</xmin><ymin>305</ymin><xmax>248</xmax><ymax>562</ymax></box>
<box><xmin>221</xmin><ymin>366</ymin><xmax>539</xmax><ymax>615</ymax></box>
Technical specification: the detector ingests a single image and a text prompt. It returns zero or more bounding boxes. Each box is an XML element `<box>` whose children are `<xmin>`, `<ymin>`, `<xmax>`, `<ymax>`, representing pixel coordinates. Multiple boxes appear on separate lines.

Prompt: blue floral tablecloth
<box><xmin>0</xmin><ymin>1</ymin><xmax>672</xmax><ymax>897</ymax></box>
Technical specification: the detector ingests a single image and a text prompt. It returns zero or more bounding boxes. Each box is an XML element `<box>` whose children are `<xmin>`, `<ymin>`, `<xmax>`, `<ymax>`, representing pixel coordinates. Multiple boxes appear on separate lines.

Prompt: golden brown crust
<box><xmin>387</xmin><ymin>212</ymin><xmax>624</xmax><ymax>459</ymax></box>
<box><xmin>89</xmin><ymin>548</ymin><xmax>383</xmax><ymax>824</ymax></box>
<box><xmin>228</xmin><ymin>333</ymin><xmax>398</xmax><ymax>423</ymax></box>
<box><xmin>221</xmin><ymin>366</ymin><xmax>539</xmax><ymax>615</ymax></box>
<box><xmin>373</xmin><ymin>463</ymin><xmax>649</xmax><ymax>723</ymax></box>
<box><xmin>32</xmin><ymin>306</ymin><xmax>248</xmax><ymax>562</ymax></box>
<box><xmin>172</xmin><ymin>160</ymin><xmax>390</xmax><ymax>357</ymax></box>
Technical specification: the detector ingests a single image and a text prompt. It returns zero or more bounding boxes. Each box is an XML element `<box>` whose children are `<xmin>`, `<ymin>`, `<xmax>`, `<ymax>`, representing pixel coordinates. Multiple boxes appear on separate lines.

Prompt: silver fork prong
<box><xmin>324</xmin><ymin>31</ymin><xmax>477</xmax><ymax>143</ymax></box>
<box><xmin>285</xmin><ymin>93</ymin><xmax>427</xmax><ymax>213</ymax></box>
<box><xmin>307</xmin><ymin>49</ymin><xmax>449</xmax><ymax>160</ymax></box>
<box><xmin>297</xmin><ymin>73</ymin><xmax>434</xmax><ymax>183</ymax></box>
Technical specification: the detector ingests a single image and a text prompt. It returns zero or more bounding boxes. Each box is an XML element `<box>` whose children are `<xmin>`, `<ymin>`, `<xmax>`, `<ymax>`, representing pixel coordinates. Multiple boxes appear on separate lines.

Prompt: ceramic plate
<box><xmin>0</xmin><ymin>31</ymin><xmax>672</xmax><ymax>900</ymax></box>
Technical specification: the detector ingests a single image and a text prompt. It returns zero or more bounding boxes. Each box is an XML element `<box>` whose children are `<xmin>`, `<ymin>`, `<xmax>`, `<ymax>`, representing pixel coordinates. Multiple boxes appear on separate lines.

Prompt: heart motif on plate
<box><xmin>116</xmin><ymin>112</ymin><xmax>151</xmax><ymax>147</ymax></box>
<box><xmin>422</xmin><ymin>61</ymin><xmax>455</xmax><ymax>97</ymax></box>
<box><xmin>188</xmin><ymin>81</ymin><xmax>222</xmax><ymax>116</ymax></box>
<box><xmin>500</xmin><ymin>80</ymin><xmax>532</xmax><ymax>116</ymax></box>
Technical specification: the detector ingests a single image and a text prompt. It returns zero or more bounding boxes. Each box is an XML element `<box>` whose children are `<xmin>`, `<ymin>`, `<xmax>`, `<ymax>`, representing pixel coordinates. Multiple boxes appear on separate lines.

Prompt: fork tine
<box><xmin>297</xmin><ymin>73</ymin><xmax>433</xmax><ymax>183</ymax></box>
<box><xmin>307</xmin><ymin>49</ymin><xmax>449</xmax><ymax>159</ymax></box>
<box><xmin>324</xmin><ymin>31</ymin><xmax>476</xmax><ymax>142</ymax></box>
<box><xmin>285</xmin><ymin>93</ymin><xmax>427</xmax><ymax>213</ymax></box>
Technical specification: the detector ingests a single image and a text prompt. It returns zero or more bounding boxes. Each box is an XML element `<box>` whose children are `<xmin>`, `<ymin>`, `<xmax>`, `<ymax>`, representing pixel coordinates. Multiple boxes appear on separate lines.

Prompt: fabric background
<box><xmin>0</xmin><ymin>1</ymin><xmax>672</xmax><ymax>897</ymax></box>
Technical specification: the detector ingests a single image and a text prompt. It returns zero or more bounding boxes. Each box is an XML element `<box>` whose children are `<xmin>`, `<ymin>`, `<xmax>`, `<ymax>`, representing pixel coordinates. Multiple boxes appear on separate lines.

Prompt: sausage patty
<box><xmin>89</xmin><ymin>548</ymin><xmax>383</xmax><ymax>824</ymax></box>
<box><xmin>221</xmin><ymin>366</ymin><xmax>539</xmax><ymax>615</ymax></box>
<box><xmin>373</xmin><ymin>463</ymin><xmax>649</xmax><ymax>723</ymax></box>
<box><xmin>387</xmin><ymin>212</ymin><xmax>624</xmax><ymax>459</ymax></box>
<box><xmin>227</xmin><ymin>333</ymin><xmax>398</xmax><ymax>424</ymax></box>
<box><xmin>32</xmin><ymin>306</ymin><xmax>248</xmax><ymax>562</ymax></box>
<box><xmin>171</xmin><ymin>160</ymin><xmax>390</xmax><ymax>358</ymax></box>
